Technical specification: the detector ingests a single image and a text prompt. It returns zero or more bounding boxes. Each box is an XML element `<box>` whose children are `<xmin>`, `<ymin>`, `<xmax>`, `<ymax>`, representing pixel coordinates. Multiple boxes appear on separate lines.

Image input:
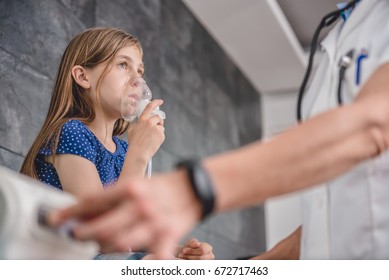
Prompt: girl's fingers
<box><xmin>140</xmin><ymin>99</ymin><xmax>164</xmax><ymax>118</ymax></box>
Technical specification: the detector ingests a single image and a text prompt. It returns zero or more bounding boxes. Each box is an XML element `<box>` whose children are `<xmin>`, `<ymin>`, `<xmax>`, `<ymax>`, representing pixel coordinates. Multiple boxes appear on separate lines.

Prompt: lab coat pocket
<box><xmin>344</xmin><ymin>58</ymin><xmax>379</xmax><ymax>101</ymax></box>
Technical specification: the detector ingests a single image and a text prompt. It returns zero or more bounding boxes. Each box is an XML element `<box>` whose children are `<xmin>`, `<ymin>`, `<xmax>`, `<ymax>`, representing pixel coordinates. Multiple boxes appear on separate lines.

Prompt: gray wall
<box><xmin>0</xmin><ymin>0</ymin><xmax>265</xmax><ymax>259</ymax></box>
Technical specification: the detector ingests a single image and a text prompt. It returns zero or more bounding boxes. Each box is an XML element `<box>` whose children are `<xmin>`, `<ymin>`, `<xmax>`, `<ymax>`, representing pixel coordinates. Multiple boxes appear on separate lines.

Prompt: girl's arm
<box><xmin>49</xmin><ymin>154</ymin><xmax>103</xmax><ymax>198</ymax></box>
<box><xmin>117</xmin><ymin>99</ymin><xmax>165</xmax><ymax>183</ymax></box>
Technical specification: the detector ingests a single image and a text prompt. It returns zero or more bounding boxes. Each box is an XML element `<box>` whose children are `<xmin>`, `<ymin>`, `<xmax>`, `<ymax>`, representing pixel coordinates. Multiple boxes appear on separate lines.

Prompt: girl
<box><xmin>21</xmin><ymin>27</ymin><xmax>213</xmax><ymax>260</ymax></box>
<box><xmin>21</xmin><ymin>27</ymin><xmax>163</xmax><ymax>195</ymax></box>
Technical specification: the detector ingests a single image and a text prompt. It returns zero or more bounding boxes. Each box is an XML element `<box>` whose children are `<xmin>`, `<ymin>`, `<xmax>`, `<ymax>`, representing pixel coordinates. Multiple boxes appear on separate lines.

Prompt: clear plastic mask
<box><xmin>121</xmin><ymin>77</ymin><xmax>152</xmax><ymax>122</ymax></box>
<box><xmin>121</xmin><ymin>77</ymin><xmax>165</xmax><ymax>122</ymax></box>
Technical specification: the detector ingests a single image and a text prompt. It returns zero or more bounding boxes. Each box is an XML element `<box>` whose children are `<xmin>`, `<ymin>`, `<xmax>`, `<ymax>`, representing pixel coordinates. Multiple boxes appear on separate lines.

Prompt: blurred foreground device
<box><xmin>0</xmin><ymin>166</ymin><xmax>98</xmax><ymax>259</ymax></box>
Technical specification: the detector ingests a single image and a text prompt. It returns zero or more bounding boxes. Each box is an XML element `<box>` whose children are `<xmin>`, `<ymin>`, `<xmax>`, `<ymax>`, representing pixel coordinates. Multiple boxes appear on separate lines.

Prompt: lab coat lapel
<box><xmin>320</xmin><ymin>22</ymin><xmax>342</xmax><ymax>62</ymax></box>
<box><xmin>337</xmin><ymin>0</ymin><xmax>378</xmax><ymax>48</ymax></box>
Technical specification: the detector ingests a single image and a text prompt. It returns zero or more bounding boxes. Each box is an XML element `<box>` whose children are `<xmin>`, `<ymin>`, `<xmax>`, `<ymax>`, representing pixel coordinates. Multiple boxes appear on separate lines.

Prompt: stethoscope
<box><xmin>296</xmin><ymin>0</ymin><xmax>360</xmax><ymax>122</ymax></box>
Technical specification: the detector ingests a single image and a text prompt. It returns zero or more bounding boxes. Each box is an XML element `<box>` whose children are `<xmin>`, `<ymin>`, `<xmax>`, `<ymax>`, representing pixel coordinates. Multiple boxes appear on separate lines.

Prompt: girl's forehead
<box><xmin>116</xmin><ymin>46</ymin><xmax>142</xmax><ymax>60</ymax></box>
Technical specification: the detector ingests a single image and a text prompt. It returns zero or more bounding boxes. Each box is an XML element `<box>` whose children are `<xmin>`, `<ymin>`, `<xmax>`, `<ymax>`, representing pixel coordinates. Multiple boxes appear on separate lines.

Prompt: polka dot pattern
<box><xmin>35</xmin><ymin>120</ymin><xmax>128</xmax><ymax>190</ymax></box>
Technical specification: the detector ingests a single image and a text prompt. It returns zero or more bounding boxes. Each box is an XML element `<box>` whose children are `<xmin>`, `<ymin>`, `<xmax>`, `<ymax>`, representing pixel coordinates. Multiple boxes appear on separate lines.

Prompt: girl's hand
<box><xmin>176</xmin><ymin>238</ymin><xmax>215</xmax><ymax>260</ymax></box>
<box><xmin>127</xmin><ymin>99</ymin><xmax>165</xmax><ymax>163</ymax></box>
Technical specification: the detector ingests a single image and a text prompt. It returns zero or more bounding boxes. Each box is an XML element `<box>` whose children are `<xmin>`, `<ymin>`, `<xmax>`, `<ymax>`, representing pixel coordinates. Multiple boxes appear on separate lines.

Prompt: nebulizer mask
<box><xmin>121</xmin><ymin>76</ymin><xmax>165</xmax><ymax>122</ymax></box>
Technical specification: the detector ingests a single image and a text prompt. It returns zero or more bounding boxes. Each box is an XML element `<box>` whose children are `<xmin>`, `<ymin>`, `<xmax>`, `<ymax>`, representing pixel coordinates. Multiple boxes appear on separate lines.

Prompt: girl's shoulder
<box><xmin>59</xmin><ymin>119</ymin><xmax>99</xmax><ymax>150</ymax></box>
<box><xmin>61</xmin><ymin>119</ymin><xmax>95</xmax><ymax>139</ymax></box>
<box><xmin>38</xmin><ymin>119</ymin><xmax>98</xmax><ymax>159</ymax></box>
<box><xmin>62</xmin><ymin>119</ymin><xmax>88</xmax><ymax>131</ymax></box>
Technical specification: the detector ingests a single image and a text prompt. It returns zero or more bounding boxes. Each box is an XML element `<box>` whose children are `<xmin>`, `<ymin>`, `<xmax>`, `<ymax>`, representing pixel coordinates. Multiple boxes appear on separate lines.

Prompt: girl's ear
<box><xmin>71</xmin><ymin>65</ymin><xmax>91</xmax><ymax>89</ymax></box>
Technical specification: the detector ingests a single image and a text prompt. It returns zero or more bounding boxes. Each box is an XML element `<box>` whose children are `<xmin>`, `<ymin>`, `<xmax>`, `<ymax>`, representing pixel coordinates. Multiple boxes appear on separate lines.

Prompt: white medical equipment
<box><xmin>0</xmin><ymin>166</ymin><xmax>99</xmax><ymax>259</ymax></box>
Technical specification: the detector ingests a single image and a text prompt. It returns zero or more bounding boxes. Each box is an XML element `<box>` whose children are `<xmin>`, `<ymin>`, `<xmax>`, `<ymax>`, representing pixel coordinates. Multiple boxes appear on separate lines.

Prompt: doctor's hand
<box><xmin>48</xmin><ymin>171</ymin><xmax>202</xmax><ymax>259</ymax></box>
<box><xmin>176</xmin><ymin>238</ymin><xmax>214</xmax><ymax>260</ymax></box>
<box><xmin>249</xmin><ymin>226</ymin><xmax>301</xmax><ymax>260</ymax></box>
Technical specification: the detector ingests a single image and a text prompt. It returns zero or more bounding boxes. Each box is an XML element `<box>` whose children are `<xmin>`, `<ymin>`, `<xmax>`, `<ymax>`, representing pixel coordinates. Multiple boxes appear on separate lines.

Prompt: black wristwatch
<box><xmin>176</xmin><ymin>160</ymin><xmax>215</xmax><ymax>220</ymax></box>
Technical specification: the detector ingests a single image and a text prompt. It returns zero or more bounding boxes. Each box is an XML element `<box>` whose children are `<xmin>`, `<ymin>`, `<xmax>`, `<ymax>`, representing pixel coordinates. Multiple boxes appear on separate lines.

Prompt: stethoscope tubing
<box><xmin>296</xmin><ymin>0</ymin><xmax>360</xmax><ymax>122</ymax></box>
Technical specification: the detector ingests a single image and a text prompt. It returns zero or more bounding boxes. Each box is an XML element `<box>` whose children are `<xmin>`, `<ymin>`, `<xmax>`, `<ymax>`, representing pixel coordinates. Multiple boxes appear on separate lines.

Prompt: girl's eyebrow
<box><xmin>116</xmin><ymin>54</ymin><xmax>133</xmax><ymax>62</ymax></box>
<box><xmin>116</xmin><ymin>55</ymin><xmax>144</xmax><ymax>69</ymax></box>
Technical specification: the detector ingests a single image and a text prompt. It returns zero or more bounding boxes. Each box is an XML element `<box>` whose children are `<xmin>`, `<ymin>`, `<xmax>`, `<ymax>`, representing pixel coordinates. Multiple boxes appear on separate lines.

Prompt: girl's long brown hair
<box><xmin>20</xmin><ymin>27</ymin><xmax>142</xmax><ymax>179</ymax></box>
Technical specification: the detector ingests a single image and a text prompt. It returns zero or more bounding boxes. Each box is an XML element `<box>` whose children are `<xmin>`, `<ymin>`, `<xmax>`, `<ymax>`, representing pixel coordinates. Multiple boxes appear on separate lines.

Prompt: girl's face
<box><xmin>87</xmin><ymin>45</ymin><xmax>144</xmax><ymax>121</ymax></box>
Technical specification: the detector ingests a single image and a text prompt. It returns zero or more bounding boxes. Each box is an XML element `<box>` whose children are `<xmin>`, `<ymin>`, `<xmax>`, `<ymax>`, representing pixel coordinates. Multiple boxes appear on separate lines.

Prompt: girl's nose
<box><xmin>130</xmin><ymin>77</ymin><xmax>145</xmax><ymax>88</ymax></box>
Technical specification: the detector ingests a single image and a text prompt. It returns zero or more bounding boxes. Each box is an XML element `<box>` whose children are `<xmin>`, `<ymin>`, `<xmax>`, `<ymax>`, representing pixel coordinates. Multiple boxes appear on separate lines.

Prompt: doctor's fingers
<box><xmin>100</xmin><ymin>214</ymin><xmax>179</xmax><ymax>258</ymax></box>
<box><xmin>98</xmin><ymin>221</ymin><xmax>156</xmax><ymax>253</ymax></box>
<box><xmin>150</xmin><ymin>224</ymin><xmax>182</xmax><ymax>260</ymax></box>
<box><xmin>71</xmin><ymin>195</ymin><xmax>156</xmax><ymax>247</ymax></box>
<box><xmin>49</xmin><ymin>180</ymin><xmax>148</xmax><ymax>226</ymax></box>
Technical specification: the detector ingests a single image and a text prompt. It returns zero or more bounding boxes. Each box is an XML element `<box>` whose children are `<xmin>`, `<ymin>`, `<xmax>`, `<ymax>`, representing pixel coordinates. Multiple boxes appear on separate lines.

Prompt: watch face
<box><xmin>177</xmin><ymin>160</ymin><xmax>215</xmax><ymax>219</ymax></box>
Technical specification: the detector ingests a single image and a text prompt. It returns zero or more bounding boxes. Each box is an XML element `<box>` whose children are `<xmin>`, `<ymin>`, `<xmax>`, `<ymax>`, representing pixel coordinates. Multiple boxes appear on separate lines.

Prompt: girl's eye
<box><xmin>118</xmin><ymin>62</ymin><xmax>128</xmax><ymax>69</ymax></box>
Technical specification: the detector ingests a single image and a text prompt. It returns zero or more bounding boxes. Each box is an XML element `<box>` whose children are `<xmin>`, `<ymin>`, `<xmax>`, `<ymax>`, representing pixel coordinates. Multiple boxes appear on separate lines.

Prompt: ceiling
<box><xmin>277</xmin><ymin>0</ymin><xmax>341</xmax><ymax>49</ymax></box>
<box><xmin>182</xmin><ymin>0</ymin><xmax>341</xmax><ymax>95</ymax></box>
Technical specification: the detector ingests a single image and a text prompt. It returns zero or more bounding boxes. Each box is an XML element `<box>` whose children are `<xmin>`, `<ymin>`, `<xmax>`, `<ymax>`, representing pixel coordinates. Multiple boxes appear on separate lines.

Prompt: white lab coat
<box><xmin>300</xmin><ymin>0</ymin><xmax>389</xmax><ymax>259</ymax></box>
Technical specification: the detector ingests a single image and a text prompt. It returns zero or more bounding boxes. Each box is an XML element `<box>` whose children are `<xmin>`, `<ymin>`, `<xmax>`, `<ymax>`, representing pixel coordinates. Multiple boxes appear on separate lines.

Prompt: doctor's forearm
<box><xmin>204</xmin><ymin>102</ymin><xmax>384</xmax><ymax>212</ymax></box>
<box><xmin>205</xmin><ymin>64</ymin><xmax>389</xmax><ymax>212</ymax></box>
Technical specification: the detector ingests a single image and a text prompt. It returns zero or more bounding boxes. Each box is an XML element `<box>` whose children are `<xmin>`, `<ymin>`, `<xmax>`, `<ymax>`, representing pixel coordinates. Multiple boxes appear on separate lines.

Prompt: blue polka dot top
<box><xmin>35</xmin><ymin>119</ymin><xmax>128</xmax><ymax>190</ymax></box>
